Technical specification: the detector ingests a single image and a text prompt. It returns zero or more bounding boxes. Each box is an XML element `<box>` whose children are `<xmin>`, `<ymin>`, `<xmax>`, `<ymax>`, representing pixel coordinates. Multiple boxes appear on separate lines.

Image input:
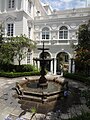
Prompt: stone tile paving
<box><xmin>0</xmin><ymin>76</ymin><xmax>90</xmax><ymax>120</ymax></box>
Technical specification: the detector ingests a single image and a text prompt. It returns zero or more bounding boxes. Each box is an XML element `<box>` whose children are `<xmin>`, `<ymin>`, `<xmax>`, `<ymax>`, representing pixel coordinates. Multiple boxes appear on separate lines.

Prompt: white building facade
<box><xmin>0</xmin><ymin>0</ymin><xmax>90</xmax><ymax>74</ymax></box>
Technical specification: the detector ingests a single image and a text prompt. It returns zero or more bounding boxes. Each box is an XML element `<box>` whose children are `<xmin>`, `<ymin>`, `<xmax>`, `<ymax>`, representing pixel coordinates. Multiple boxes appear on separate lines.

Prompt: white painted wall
<box><xmin>15</xmin><ymin>20</ymin><xmax>23</xmax><ymax>36</ymax></box>
<box><xmin>0</xmin><ymin>0</ymin><xmax>4</xmax><ymax>12</ymax></box>
<box><xmin>23</xmin><ymin>16</ymin><xmax>28</xmax><ymax>36</ymax></box>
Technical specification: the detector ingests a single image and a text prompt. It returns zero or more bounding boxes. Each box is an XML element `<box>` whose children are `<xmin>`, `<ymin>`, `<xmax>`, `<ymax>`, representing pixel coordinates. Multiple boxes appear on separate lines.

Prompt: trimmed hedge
<box><xmin>63</xmin><ymin>73</ymin><xmax>90</xmax><ymax>85</ymax></box>
<box><xmin>0</xmin><ymin>64</ymin><xmax>37</xmax><ymax>72</ymax></box>
<box><xmin>0</xmin><ymin>71</ymin><xmax>40</xmax><ymax>78</ymax></box>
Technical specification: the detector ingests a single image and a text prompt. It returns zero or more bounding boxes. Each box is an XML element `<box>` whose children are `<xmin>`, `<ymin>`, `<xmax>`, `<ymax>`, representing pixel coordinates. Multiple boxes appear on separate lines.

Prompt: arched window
<box><xmin>59</xmin><ymin>26</ymin><xmax>68</xmax><ymax>39</ymax></box>
<box><xmin>6</xmin><ymin>17</ymin><xmax>14</xmax><ymax>36</ymax></box>
<box><xmin>42</xmin><ymin>27</ymin><xmax>49</xmax><ymax>39</ymax></box>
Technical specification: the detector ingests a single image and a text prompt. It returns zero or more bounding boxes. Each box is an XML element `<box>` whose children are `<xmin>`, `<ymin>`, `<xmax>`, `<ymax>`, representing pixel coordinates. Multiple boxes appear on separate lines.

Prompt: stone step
<box><xmin>18</xmin><ymin>95</ymin><xmax>47</xmax><ymax>103</ymax></box>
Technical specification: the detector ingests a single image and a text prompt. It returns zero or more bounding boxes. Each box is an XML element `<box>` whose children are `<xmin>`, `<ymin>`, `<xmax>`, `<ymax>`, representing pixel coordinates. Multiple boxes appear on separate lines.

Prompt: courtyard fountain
<box><xmin>34</xmin><ymin>41</ymin><xmax>49</xmax><ymax>88</ymax></box>
<box><xmin>15</xmin><ymin>41</ymin><xmax>68</xmax><ymax>112</ymax></box>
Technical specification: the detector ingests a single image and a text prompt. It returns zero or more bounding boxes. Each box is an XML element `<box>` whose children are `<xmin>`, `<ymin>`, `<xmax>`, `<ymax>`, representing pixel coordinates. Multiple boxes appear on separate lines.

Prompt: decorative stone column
<box><xmin>69</xmin><ymin>58</ymin><xmax>71</xmax><ymax>73</ymax></box>
<box><xmin>54</xmin><ymin>58</ymin><xmax>56</xmax><ymax>75</ymax></box>
<box><xmin>50</xmin><ymin>60</ymin><xmax>53</xmax><ymax>73</ymax></box>
<box><xmin>69</xmin><ymin>58</ymin><xmax>75</xmax><ymax>73</ymax></box>
<box><xmin>53</xmin><ymin>58</ymin><xmax>54</xmax><ymax>74</ymax></box>
<box><xmin>72</xmin><ymin>59</ymin><xmax>75</xmax><ymax>73</ymax></box>
<box><xmin>37</xmin><ymin>61</ymin><xmax>40</xmax><ymax>70</ymax></box>
<box><xmin>4</xmin><ymin>0</ymin><xmax>7</xmax><ymax>12</ymax></box>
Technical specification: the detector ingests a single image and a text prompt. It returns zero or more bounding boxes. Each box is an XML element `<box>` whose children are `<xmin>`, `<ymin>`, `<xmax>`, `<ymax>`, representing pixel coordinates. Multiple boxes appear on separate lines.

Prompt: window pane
<box><xmin>46</xmin><ymin>35</ymin><xmax>49</xmax><ymax>39</ymax></box>
<box><xmin>42</xmin><ymin>35</ymin><xmax>45</xmax><ymax>39</ymax></box>
<box><xmin>27</xmin><ymin>52</ymin><xmax>31</xmax><ymax>64</ymax></box>
<box><xmin>28</xmin><ymin>27</ymin><xmax>31</xmax><ymax>38</ymax></box>
<box><xmin>42</xmin><ymin>27</ymin><xmax>50</xmax><ymax>39</ymax></box>
<box><xmin>8</xmin><ymin>0</ymin><xmax>15</xmax><ymax>8</ymax></box>
<box><xmin>46</xmin><ymin>31</ymin><xmax>49</xmax><ymax>35</ymax></box>
<box><xmin>12</xmin><ymin>0</ymin><xmax>15</xmax><ymax>8</ymax></box>
<box><xmin>59</xmin><ymin>31</ymin><xmax>63</xmax><ymax>39</ymax></box>
<box><xmin>64</xmin><ymin>31</ymin><xmax>68</xmax><ymax>39</ymax></box>
<box><xmin>8</xmin><ymin>0</ymin><xmax>11</xmax><ymax>8</ymax></box>
<box><xmin>7</xmin><ymin>23</ymin><xmax>13</xmax><ymax>36</ymax></box>
<box><xmin>59</xmin><ymin>26</ymin><xmax>68</xmax><ymax>39</ymax></box>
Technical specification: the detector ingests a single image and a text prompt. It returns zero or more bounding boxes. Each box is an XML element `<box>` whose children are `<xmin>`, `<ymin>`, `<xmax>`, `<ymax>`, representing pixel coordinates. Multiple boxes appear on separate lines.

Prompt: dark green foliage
<box><xmin>11</xmin><ymin>35</ymin><xmax>36</xmax><ymax>65</ymax></box>
<box><xmin>77</xmin><ymin>21</ymin><xmax>90</xmax><ymax>49</ymax></box>
<box><xmin>63</xmin><ymin>73</ymin><xmax>90</xmax><ymax>85</ymax></box>
<box><xmin>75</xmin><ymin>20</ymin><xmax>90</xmax><ymax>76</ymax></box>
<box><xmin>0</xmin><ymin>71</ymin><xmax>40</xmax><ymax>78</ymax></box>
<box><xmin>0</xmin><ymin>64</ymin><xmax>37</xmax><ymax>72</ymax></box>
<box><xmin>0</xmin><ymin>64</ymin><xmax>40</xmax><ymax>77</ymax></box>
<box><xmin>0</xmin><ymin>34</ymin><xmax>36</xmax><ymax>65</ymax></box>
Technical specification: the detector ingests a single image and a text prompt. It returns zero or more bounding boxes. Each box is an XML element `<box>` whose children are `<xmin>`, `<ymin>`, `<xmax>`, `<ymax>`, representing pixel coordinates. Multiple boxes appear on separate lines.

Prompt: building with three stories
<box><xmin>0</xmin><ymin>0</ymin><xmax>90</xmax><ymax>74</ymax></box>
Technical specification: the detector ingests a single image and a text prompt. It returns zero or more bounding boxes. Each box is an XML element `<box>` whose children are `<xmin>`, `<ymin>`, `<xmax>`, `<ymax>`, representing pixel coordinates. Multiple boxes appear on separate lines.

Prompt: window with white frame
<box><xmin>27</xmin><ymin>51</ymin><xmax>31</xmax><ymax>64</ymax></box>
<box><xmin>8</xmin><ymin>0</ymin><xmax>15</xmax><ymax>8</ymax></box>
<box><xmin>7</xmin><ymin>23</ymin><xmax>14</xmax><ymax>36</ymax></box>
<box><xmin>28</xmin><ymin>27</ymin><xmax>31</xmax><ymax>38</ymax></box>
<box><xmin>59</xmin><ymin>26</ymin><xmax>68</xmax><ymax>39</ymax></box>
<box><xmin>42</xmin><ymin>27</ymin><xmax>50</xmax><ymax>39</ymax></box>
<box><xmin>28</xmin><ymin>0</ymin><xmax>32</xmax><ymax>13</ymax></box>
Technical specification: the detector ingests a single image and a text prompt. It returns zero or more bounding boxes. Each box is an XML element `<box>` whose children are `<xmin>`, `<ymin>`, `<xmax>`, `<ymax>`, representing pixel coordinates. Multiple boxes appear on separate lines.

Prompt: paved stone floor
<box><xmin>0</xmin><ymin>77</ymin><xmax>25</xmax><ymax>120</ymax></box>
<box><xmin>0</xmin><ymin>76</ymin><xmax>90</xmax><ymax>120</ymax></box>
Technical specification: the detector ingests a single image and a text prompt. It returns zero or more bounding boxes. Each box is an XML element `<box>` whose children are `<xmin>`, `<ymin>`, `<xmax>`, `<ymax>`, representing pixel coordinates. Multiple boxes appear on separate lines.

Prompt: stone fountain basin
<box><xmin>16</xmin><ymin>76</ymin><xmax>67</xmax><ymax>103</ymax></box>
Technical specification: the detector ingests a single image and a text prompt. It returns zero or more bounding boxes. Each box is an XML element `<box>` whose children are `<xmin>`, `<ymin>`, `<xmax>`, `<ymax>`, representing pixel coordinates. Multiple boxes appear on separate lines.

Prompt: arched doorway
<box><xmin>56</xmin><ymin>52</ymin><xmax>69</xmax><ymax>75</ymax></box>
<box><xmin>40</xmin><ymin>52</ymin><xmax>51</xmax><ymax>71</ymax></box>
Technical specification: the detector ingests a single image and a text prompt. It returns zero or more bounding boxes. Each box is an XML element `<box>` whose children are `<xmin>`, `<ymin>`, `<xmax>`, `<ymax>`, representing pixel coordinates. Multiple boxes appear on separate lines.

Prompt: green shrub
<box><xmin>63</xmin><ymin>73</ymin><xmax>90</xmax><ymax>85</ymax></box>
<box><xmin>0</xmin><ymin>71</ymin><xmax>40</xmax><ymax>78</ymax></box>
<box><xmin>0</xmin><ymin>64</ymin><xmax>38</xmax><ymax>72</ymax></box>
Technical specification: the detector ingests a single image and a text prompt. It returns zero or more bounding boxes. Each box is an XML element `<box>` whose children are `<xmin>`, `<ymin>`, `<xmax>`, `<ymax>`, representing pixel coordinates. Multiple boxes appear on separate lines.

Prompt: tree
<box><xmin>0</xmin><ymin>24</ymin><xmax>13</xmax><ymax>65</ymax></box>
<box><xmin>77</xmin><ymin>20</ymin><xmax>90</xmax><ymax>49</ymax></box>
<box><xmin>0</xmin><ymin>23</ymin><xmax>4</xmax><ymax>45</ymax></box>
<box><xmin>0</xmin><ymin>34</ymin><xmax>36</xmax><ymax>65</ymax></box>
<box><xmin>0</xmin><ymin>41</ymin><xmax>14</xmax><ymax>64</ymax></box>
<box><xmin>75</xmin><ymin>20</ymin><xmax>90</xmax><ymax>75</ymax></box>
<box><xmin>12</xmin><ymin>35</ymin><xmax>36</xmax><ymax>65</ymax></box>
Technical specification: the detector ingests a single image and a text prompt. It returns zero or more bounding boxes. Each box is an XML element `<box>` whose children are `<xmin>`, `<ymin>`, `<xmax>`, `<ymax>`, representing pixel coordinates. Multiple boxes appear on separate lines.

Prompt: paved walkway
<box><xmin>0</xmin><ymin>76</ymin><xmax>90</xmax><ymax>120</ymax></box>
<box><xmin>0</xmin><ymin>77</ymin><xmax>25</xmax><ymax>120</ymax></box>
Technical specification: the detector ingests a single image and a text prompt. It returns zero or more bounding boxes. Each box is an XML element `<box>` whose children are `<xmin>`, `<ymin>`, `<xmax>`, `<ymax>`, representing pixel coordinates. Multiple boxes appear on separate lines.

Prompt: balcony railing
<box><xmin>35</xmin><ymin>11</ymin><xmax>90</xmax><ymax>20</ymax></box>
<box><xmin>36</xmin><ymin>39</ymin><xmax>78</xmax><ymax>45</ymax></box>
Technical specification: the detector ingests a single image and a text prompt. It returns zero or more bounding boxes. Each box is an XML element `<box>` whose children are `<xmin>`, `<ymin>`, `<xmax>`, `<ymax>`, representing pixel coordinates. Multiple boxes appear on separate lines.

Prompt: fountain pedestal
<box><xmin>34</xmin><ymin>41</ymin><xmax>50</xmax><ymax>88</ymax></box>
<box><xmin>38</xmin><ymin>76</ymin><xmax>48</xmax><ymax>88</ymax></box>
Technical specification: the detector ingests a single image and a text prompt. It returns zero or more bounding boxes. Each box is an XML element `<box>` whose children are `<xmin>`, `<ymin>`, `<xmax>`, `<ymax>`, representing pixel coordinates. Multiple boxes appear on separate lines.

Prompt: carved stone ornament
<box><xmin>52</xmin><ymin>24</ymin><xmax>57</xmax><ymax>30</ymax></box>
<box><xmin>70</xmin><ymin>23</ymin><xmax>77</xmax><ymax>29</ymax></box>
<box><xmin>35</xmin><ymin>26</ymin><xmax>39</xmax><ymax>30</ymax></box>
